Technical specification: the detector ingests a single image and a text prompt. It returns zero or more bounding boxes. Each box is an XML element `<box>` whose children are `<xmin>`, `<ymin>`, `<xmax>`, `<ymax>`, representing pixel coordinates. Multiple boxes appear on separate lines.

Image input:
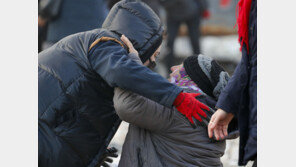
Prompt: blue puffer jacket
<box><xmin>38</xmin><ymin>1</ymin><xmax>182</xmax><ymax>166</ymax></box>
<box><xmin>216</xmin><ymin>0</ymin><xmax>257</xmax><ymax>165</ymax></box>
<box><xmin>45</xmin><ymin>0</ymin><xmax>109</xmax><ymax>43</ymax></box>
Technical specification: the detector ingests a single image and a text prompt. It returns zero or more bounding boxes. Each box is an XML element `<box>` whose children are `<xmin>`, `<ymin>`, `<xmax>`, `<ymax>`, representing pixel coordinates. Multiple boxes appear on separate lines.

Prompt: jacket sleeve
<box><xmin>216</xmin><ymin>58</ymin><xmax>246</xmax><ymax>115</ymax></box>
<box><xmin>113</xmin><ymin>88</ymin><xmax>174</xmax><ymax>132</ymax></box>
<box><xmin>88</xmin><ymin>40</ymin><xmax>182</xmax><ymax>108</ymax></box>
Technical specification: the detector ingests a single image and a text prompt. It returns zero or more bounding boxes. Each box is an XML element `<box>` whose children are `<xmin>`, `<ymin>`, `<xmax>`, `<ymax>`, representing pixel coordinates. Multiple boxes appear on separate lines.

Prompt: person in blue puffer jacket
<box><xmin>38</xmin><ymin>1</ymin><xmax>209</xmax><ymax>166</ymax></box>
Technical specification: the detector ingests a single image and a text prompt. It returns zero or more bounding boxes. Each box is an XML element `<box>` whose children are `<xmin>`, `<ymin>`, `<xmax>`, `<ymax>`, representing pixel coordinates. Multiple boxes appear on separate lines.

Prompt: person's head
<box><xmin>169</xmin><ymin>54</ymin><xmax>230</xmax><ymax>99</ymax></box>
<box><xmin>102</xmin><ymin>0</ymin><xmax>164</xmax><ymax>64</ymax></box>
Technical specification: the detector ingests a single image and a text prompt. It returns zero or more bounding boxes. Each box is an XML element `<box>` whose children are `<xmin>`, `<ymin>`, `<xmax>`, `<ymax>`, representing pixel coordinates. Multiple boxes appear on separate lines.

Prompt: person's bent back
<box><xmin>113</xmin><ymin>54</ymin><xmax>239</xmax><ymax>167</ymax></box>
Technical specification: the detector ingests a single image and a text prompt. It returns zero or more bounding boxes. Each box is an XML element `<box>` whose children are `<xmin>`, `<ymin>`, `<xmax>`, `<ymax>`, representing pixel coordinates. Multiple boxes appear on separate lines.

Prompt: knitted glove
<box><xmin>173</xmin><ymin>92</ymin><xmax>209</xmax><ymax>124</ymax></box>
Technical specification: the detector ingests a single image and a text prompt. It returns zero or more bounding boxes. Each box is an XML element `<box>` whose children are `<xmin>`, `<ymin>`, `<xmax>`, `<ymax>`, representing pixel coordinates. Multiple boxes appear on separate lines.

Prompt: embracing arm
<box><xmin>89</xmin><ymin>36</ymin><xmax>209</xmax><ymax>125</ymax></box>
<box><xmin>88</xmin><ymin>40</ymin><xmax>182</xmax><ymax>108</ymax></box>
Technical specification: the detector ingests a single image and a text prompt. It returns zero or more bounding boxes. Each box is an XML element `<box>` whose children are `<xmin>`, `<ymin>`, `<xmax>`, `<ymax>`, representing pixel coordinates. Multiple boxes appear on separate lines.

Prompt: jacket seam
<box><xmin>88</xmin><ymin>37</ymin><xmax>125</xmax><ymax>52</ymax></box>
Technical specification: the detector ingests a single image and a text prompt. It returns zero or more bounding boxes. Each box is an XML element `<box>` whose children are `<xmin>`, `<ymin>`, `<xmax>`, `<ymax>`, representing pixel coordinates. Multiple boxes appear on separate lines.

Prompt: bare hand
<box><xmin>120</xmin><ymin>35</ymin><xmax>138</xmax><ymax>55</ymax></box>
<box><xmin>208</xmin><ymin>108</ymin><xmax>234</xmax><ymax>140</ymax></box>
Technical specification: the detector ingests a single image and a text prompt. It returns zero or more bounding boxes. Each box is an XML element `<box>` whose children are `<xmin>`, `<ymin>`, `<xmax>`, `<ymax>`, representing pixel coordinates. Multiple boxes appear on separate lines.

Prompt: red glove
<box><xmin>202</xmin><ymin>10</ymin><xmax>211</xmax><ymax>19</ymax></box>
<box><xmin>173</xmin><ymin>92</ymin><xmax>209</xmax><ymax>124</ymax></box>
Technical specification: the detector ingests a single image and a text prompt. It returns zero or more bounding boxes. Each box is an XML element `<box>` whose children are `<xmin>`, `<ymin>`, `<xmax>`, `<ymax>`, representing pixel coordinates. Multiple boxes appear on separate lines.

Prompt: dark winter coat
<box><xmin>113</xmin><ymin>53</ymin><xmax>238</xmax><ymax>167</ymax></box>
<box><xmin>38</xmin><ymin>1</ymin><xmax>182</xmax><ymax>166</ymax></box>
<box><xmin>114</xmin><ymin>88</ymin><xmax>226</xmax><ymax>167</ymax></box>
<box><xmin>216</xmin><ymin>0</ymin><xmax>257</xmax><ymax>165</ymax></box>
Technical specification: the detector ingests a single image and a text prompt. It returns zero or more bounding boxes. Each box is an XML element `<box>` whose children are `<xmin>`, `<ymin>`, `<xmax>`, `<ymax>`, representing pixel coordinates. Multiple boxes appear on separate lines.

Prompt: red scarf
<box><xmin>235</xmin><ymin>0</ymin><xmax>253</xmax><ymax>53</ymax></box>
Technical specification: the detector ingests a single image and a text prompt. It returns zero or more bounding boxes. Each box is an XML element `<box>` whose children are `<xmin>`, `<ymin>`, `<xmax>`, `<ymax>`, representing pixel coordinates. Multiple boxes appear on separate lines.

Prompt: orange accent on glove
<box><xmin>173</xmin><ymin>92</ymin><xmax>209</xmax><ymax>124</ymax></box>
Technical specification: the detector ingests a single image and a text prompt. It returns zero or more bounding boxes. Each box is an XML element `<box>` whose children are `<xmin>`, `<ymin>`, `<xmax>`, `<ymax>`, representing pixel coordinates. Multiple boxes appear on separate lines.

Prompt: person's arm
<box><xmin>88</xmin><ymin>35</ymin><xmax>209</xmax><ymax>125</ymax></box>
<box><xmin>215</xmin><ymin>58</ymin><xmax>246</xmax><ymax>115</ymax></box>
<box><xmin>88</xmin><ymin>40</ymin><xmax>182</xmax><ymax>108</ymax></box>
<box><xmin>113</xmin><ymin>88</ymin><xmax>174</xmax><ymax>132</ymax></box>
<box><xmin>208</xmin><ymin>58</ymin><xmax>246</xmax><ymax>140</ymax></box>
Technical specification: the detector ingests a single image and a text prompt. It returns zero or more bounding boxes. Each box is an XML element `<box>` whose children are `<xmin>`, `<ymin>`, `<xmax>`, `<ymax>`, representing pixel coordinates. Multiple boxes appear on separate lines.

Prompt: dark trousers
<box><xmin>164</xmin><ymin>15</ymin><xmax>201</xmax><ymax>71</ymax></box>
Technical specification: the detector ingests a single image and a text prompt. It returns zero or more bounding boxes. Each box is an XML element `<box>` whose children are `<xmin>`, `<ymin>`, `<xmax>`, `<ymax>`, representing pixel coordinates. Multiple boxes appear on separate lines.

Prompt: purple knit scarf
<box><xmin>170</xmin><ymin>67</ymin><xmax>204</xmax><ymax>94</ymax></box>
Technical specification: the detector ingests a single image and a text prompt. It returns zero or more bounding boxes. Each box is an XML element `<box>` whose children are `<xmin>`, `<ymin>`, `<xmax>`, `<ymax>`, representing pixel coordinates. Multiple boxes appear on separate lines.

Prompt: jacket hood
<box><xmin>102</xmin><ymin>0</ymin><xmax>164</xmax><ymax>63</ymax></box>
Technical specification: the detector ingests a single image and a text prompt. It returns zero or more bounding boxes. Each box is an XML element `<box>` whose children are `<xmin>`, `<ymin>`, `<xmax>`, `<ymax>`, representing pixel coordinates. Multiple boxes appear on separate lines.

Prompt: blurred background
<box><xmin>38</xmin><ymin>0</ymin><xmax>252</xmax><ymax>166</ymax></box>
